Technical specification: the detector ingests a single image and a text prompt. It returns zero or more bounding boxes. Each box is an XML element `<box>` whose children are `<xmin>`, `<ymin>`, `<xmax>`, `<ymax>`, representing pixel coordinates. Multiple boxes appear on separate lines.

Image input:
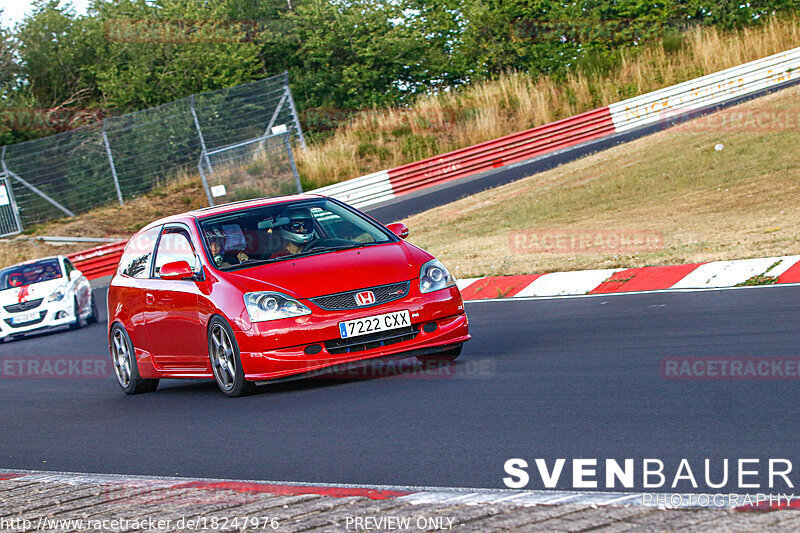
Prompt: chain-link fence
<box><xmin>199</xmin><ymin>131</ymin><xmax>301</xmax><ymax>205</ymax></box>
<box><xmin>0</xmin><ymin>71</ymin><xmax>305</xmax><ymax>234</ymax></box>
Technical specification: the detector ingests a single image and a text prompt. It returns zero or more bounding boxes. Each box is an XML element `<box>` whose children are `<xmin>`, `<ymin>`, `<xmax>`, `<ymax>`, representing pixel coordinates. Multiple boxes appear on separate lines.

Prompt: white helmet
<box><xmin>280</xmin><ymin>207</ymin><xmax>315</xmax><ymax>245</ymax></box>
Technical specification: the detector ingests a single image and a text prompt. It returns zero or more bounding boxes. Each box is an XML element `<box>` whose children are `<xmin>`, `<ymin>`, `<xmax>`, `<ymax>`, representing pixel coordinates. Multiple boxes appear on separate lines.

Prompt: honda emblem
<box><xmin>355</xmin><ymin>291</ymin><xmax>376</xmax><ymax>306</ymax></box>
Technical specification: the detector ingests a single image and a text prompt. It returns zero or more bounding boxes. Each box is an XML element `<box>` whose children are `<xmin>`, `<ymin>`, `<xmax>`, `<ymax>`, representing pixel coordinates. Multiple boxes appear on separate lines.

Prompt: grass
<box><xmin>296</xmin><ymin>15</ymin><xmax>800</xmax><ymax>188</ymax></box>
<box><xmin>400</xmin><ymin>84</ymin><xmax>800</xmax><ymax>279</ymax></box>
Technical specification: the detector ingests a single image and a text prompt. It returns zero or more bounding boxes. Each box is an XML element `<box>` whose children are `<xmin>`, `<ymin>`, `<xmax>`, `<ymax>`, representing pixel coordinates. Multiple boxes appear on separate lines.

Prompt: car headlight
<box><xmin>243</xmin><ymin>292</ymin><xmax>311</xmax><ymax>323</ymax></box>
<box><xmin>419</xmin><ymin>259</ymin><xmax>456</xmax><ymax>294</ymax></box>
<box><xmin>48</xmin><ymin>286</ymin><xmax>66</xmax><ymax>302</ymax></box>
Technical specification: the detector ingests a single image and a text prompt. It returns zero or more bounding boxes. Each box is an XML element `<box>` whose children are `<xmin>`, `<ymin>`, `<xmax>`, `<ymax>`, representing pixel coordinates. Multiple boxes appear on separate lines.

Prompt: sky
<box><xmin>0</xmin><ymin>0</ymin><xmax>90</xmax><ymax>29</ymax></box>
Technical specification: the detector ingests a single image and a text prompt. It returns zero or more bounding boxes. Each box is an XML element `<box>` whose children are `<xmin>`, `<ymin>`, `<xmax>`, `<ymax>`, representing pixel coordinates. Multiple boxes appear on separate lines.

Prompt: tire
<box><xmin>69</xmin><ymin>297</ymin><xmax>82</xmax><ymax>330</ymax></box>
<box><xmin>417</xmin><ymin>343</ymin><xmax>463</xmax><ymax>367</ymax></box>
<box><xmin>87</xmin><ymin>294</ymin><xmax>99</xmax><ymax>324</ymax></box>
<box><xmin>208</xmin><ymin>316</ymin><xmax>255</xmax><ymax>397</ymax></box>
<box><xmin>110</xmin><ymin>324</ymin><xmax>159</xmax><ymax>395</ymax></box>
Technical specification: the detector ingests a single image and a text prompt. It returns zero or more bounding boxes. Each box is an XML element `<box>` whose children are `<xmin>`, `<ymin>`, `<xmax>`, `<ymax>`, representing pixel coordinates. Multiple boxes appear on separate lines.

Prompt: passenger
<box><xmin>8</xmin><ymin>273</ymin><xmax>23</xmax><ymax>287</ymax></box>
<box><xmin>205</xmin><ymin>228</ymin><xmax>249</xmax><ymax>267</ymax></box>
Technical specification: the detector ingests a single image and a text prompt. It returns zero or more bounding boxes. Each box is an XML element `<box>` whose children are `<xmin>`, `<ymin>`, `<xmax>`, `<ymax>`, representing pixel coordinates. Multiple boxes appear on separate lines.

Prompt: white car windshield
<box><xmin>198</xmin><ymin>199</ymin><xmax>395</xmax><ymax>270</ymax></box>
<box><xmin>0</xmin><ymin>258</ymin><xmax>63</xmax><ymax>290</ymax></box>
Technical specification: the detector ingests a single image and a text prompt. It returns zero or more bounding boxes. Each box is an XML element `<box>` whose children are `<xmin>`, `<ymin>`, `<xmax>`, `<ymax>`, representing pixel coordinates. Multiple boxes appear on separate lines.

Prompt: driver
<box><xmin>40</xmin><ymin>263</ymin><xmax>59</xmax><ymax>281</ymax></box>
<box><xmin>8</xmin><ymin>273</ymin><xmax>23</xmax><ymax>287</ymax></box>
<box><xmin>271</xmin><ymin>207</ymin><xmax>315</xmax><ymax>258</ymax></box>
<box><xmin>205</xmin><ymin>227</ymin><xmax>249</xmax><ymax>267</ymax></box>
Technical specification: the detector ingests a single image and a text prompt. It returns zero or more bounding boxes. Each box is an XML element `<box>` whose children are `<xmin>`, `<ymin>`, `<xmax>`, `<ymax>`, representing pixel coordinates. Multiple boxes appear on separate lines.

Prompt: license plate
<box><xmin>339</xmin><ymin>310</ymin><xmax>411</xmax><ymax>339</ymax></box>
<box><xmin>11</xmin><ymin>310</ymin><xmax>40</xmax><ymax>324</ymax></box>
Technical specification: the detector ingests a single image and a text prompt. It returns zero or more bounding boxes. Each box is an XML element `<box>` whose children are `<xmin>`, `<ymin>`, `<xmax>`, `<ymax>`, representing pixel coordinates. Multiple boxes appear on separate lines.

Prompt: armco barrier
<box><xmin>67</xmin><ymin>240</ymin><xmax>127</xmax><ymax>280</ymax></box>
<box><xmin>312</xmin><ymin>45</ymin><xmax>800</xmax><ymax>208</ymax></box>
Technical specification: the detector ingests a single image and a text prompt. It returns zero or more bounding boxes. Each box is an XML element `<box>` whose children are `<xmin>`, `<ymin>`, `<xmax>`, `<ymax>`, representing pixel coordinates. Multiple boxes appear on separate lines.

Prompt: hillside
<box><xmin>402</xmin><ymin>83</ymin><xmax>800</xmax><ymax>278</ymax></box>
<box><xmin>296</xmin><ymin>16</ymin><xmax>800</xmax><ymax>188</ymax></box>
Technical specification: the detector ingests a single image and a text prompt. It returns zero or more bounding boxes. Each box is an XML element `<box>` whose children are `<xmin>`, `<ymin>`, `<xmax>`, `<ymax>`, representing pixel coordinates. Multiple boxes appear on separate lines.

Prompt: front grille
<box><xmin>310</xmin><ymin>281</ymin><xmax>410</xmax><ymax>311</ymax></box>
<box><xmin>4</xmin><ymin>311</ymin><xmax>47</xmax><ymax>328</ymax></box>
<box><xmin>324</xmin><ymin>326</ymin><xmax>419</xmax><ymax>355</ymax></box>
<box><xmin>4</xmin><ymin>298</ymin><xmax>44</xmax><ymax>313</ymax></box>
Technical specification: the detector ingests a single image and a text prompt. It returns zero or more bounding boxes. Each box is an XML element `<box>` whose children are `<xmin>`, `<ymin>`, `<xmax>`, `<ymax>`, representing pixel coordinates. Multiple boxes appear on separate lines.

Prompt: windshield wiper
<box><xmin>223</xmin><ymin>243</ymin><xmax>373</xmax><ymax>270</ymax></box>
<box><xmin>294</xmin><ymin>242</ymin><xmax>369</xmax><ymax>257</ymax></box>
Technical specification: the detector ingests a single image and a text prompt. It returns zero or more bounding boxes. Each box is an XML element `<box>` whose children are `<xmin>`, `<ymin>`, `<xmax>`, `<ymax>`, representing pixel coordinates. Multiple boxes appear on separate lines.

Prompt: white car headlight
<box><xmin>419</xmin><ymin>259</ymin><xmax>456</xmax><ymax>294</ymax></box>
<box><xmin>48</xmin><ymin>286</ymin><xmax>66</xmax><ymax>302</ymax></box>
<box><xmin>243</xmin><ymin>292</ymin><xmax>311</xmax><ymax>322</ymax></box>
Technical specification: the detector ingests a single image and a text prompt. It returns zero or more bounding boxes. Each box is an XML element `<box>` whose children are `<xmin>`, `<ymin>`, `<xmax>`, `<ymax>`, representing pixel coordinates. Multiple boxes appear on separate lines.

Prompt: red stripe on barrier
<box><xmin>0</xmin><ymin>473</ymin><xmax>27</xmax><ymax>481</ymax></box>
<box><xmin>777</xmin><ymin>261</ymin><xmax>800</xmax><ymax>284</ymax></box>
<box><xmin>173</xmin><ymin>481</ymin><xmax>410</xmax><ymax>500</ymax></box>
<box><xmin>461</xmin><ymin>275</ymin><xmax>544</xmax><ymax>300</ymax></box>
<box><xmin>736</xmin><ymin>500</ymin><xmax>800</xmax><ymax>512</ymax></box>
<box><xmin>386</xmin><ymin>107</ymin><xmax>614</xmax><ymax>196</ymax></box>
<box><xmin>67</xmin><ymin>240</ymin><xmax>128</xmax><ymax>281</ymax></box>
<box><xmin>589</xmin><ymin>263</ymin><xmax>706</xmax><ymax>294</ymax></box>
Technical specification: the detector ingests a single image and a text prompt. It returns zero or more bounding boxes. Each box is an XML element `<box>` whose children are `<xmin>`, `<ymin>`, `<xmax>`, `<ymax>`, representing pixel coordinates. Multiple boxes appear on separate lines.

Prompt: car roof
<box><xmin>139</xmin><ymin>194</ymin><xmax>327</xmax><ymax>231</ymax></box>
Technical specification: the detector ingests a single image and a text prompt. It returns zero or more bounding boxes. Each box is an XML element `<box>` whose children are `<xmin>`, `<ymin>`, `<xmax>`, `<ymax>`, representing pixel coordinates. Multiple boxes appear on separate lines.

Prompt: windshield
<box><xmin>0</xmin><ymin>258</ymin><xmax>63</xmax><ymax>290</ymax></box>
<box><xmin>198</xmin><ymin>199</ymin><xmax>395</xmax><ymax>270</ymax></box>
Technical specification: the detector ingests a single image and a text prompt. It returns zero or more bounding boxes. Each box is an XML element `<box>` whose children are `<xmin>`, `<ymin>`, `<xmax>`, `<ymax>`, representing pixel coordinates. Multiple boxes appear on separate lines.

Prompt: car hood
<box><xmin>0</xmin><ymin>278</ymin><xmax>64</xmax><ymax>307</ymax></box>
<box><xmin>221</xmin><ymin>242</ymin><xmax>433</xmax><ymax>298</ymax></box>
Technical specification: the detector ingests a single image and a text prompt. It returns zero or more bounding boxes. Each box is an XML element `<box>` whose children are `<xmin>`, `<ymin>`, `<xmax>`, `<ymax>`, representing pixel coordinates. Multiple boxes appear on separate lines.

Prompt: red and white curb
<box><xmin>458</xmin><ymin>255</ymin><xmax>800</xmax><ymax>301</ymax></box>
<box><xmin>0</xmin><ymin>469</ymin><xmax>791</xmax><ymax>511</ymax></box>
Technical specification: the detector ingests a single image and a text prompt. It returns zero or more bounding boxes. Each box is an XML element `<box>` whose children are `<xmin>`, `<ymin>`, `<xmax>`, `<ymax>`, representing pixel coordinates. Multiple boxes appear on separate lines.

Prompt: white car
<box><xmin>0</xmin><ymin>255</ymin><xmax>98</xmax><ymax>342</ymax></box>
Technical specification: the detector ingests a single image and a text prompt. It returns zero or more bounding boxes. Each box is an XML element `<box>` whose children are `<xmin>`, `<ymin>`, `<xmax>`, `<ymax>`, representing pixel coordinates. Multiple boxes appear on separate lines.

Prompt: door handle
<box><xmin>145</xmin><ymin>293</ymin><xmax>155</xmax><ymax>304</ymax></box>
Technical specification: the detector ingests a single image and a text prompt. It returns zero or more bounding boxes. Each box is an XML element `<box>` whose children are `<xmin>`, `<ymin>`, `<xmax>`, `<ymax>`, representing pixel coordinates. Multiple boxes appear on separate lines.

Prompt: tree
<box><xmin>14</xmin><ymin>0</ymin><xmax>100</xmax><ymax>108</ymax></box>
<box><xmin>88</xmin><ymin>0</ymin><xmax>264</xmax><ymax>110</ymax></box>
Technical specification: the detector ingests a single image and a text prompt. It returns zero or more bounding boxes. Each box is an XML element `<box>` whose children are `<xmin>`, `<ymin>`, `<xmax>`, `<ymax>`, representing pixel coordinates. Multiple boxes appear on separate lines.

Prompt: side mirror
<box><xmin>69</xmin><ymin>270</ymin><xmax>82</xmax><ymax>282</ymax></box>
<box><xmin>160</xmin><ymin>260</ymin><xmax>195</xmax><ymax>281</ymax></box>
<box><xmin>387</xmin><ymin>223</ymin><xmax>409</xmax><ymax>240</ymax></box>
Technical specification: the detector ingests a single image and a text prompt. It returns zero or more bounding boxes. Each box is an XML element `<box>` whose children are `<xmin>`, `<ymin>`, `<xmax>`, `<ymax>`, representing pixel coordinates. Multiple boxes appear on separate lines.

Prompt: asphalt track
<box><xmin>1</xmin><ymin>284</ymin><xmax>799</xmax><ymax>492</ymax></box>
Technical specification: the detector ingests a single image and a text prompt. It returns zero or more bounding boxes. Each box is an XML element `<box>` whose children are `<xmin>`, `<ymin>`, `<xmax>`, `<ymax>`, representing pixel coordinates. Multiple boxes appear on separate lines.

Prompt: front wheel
<box><xmin>208</xmin><ymin>317</ymin><xmax>255</xmax><ymax>397</ymax></box>
<box><xmin>69</xmin><ymin>297</ymin><xmax>82</xmax><ymax>330</ymax></box>
<box><xmin>87</xmin><ymin>294</ymin><xmax>99</xmax><ymax>324</ymax></box>
<box><xmin>110</xmin><ymin>324</ymin><xmax>159</xmax><ymax>395</ymax></box>
<box><xmin>417</xmin><ymin>344</ymin><xmax>463</xmax><ymax>367</ymax></box>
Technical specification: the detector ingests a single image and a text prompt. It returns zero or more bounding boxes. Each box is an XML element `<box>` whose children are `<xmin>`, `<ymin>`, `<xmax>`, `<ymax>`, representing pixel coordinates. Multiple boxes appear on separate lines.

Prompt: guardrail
<box><xmin>67</xmin><ymin>240</ymin><xmax>127</xmax><ymax>281</ymax></box>
<box><xmin>66</xmin><ymin>46</ymin><xmax>800</xmax><ymax>279</ymax></box>
<box><xmin>312</xmin><ymin>46</ymin><xmax>800</xmax><ymax>209</ymax></box>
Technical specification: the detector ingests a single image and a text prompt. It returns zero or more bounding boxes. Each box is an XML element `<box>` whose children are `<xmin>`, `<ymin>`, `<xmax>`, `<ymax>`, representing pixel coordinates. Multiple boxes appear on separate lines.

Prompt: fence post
<box><xmin>0</xmin><ymin>145</ymin><xmax>24</xmax><ymax>235</ymax></box>
<box><xmin>283</xmin><ymin>71</ymin><xmax>307</xmax><ymax>150</ymax></box>
<box><xmin>102</xmin><ymin>120</ymin><xmax>125</xmax><ymax>206</ymax></box>
<box><xmin>1</xmin><ymin>145</ymin><xmax>75</xmax><ymax>218</ymax></box>
<box><xmin>190</xmin><ymin>94</ymin><xmax>214</xmax><ymax>176</ymax></box>
<box><xmin>283</xmin><ymin>134</ymin><xmax>303</xmax><ymax>193</ymax></box>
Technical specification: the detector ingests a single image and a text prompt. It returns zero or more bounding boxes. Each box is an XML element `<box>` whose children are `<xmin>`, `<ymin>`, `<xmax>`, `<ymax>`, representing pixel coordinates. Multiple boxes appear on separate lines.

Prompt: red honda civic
<box><xmin>107</xmin><ymin>194</ymin><xmax>470</xmax><ymax>396</ymax></box>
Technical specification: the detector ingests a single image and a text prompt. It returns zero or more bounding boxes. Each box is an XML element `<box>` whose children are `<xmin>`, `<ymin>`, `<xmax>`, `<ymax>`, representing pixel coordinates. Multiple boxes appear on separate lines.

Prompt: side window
<box><xmin>63</xmin><ymin>259</ymin><xmax>74</xmax><ymax>277</ymax></box>
<box><xmin>118</xmin><ymin>227</ymin><xmax>161</xmax><ymax>279</ymax></box>
<box><xmin>154</xmin><ymin>228</ymin><xmax>197</xmax><ymax>277</ymax></box>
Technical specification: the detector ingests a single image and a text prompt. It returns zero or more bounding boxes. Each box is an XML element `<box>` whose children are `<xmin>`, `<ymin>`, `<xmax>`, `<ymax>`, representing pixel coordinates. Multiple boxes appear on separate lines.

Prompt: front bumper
<box><xmin>237</xmin><ymin>285</ymin><xmax>470</xmax><ymax>381</ymax></box>
<box><xmin>0</xmin><ymin>299</ymin><xmax>77</xmax><ymax>339</ymax></box>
